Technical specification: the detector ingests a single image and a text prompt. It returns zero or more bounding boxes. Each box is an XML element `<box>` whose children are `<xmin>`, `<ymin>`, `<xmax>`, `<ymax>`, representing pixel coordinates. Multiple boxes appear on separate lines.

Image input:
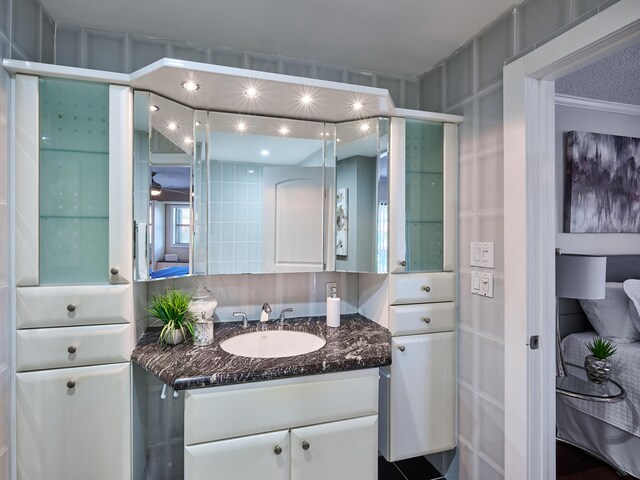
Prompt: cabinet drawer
<box><xmin>388</xmin><ymin>272</ymin><xmax>454</xmax><ymax>305</ymax></box>
<box><xmin>389</xmin><ymin>303</ymin><xmax>455</xmax><ymax>336</ymax></box>
<box><xmin>17</xmin><ymin>324</ymin><xmax>131</xmax><ymax>372</ymax></box>
<box><xmin>16</xmin><ymin>284</ymin><xmax>132</xmax><ymax>329</ymax></box>
<box><xmin>185</xmin><ymin>369</ymin><xmax>378</xmax><ymax>445</ymax></box>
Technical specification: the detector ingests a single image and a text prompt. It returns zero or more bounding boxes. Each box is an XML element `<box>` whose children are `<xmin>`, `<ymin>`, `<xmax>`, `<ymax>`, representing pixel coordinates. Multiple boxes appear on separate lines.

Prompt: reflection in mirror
<box><xmin>335</xmin><ymin>118</ymin><xmax>389</xmax><ymax>273</ymax></box>
<box><xmin>207</xmin><ymin>112</ymin><xmax>329</xmax><ymax>274</ymax></box>
<box><xmin>133</xmin><ymin>91</ymin><xmax>195</xmax><ymax>280</ymax></box>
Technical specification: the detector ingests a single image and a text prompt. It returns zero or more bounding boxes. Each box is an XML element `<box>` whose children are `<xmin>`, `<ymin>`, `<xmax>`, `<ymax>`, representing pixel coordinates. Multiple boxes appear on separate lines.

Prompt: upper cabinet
<box><xmin>15</xmin><ymin>75</ymin><xmax>133</xmax><ymax>286</ymax></box>
<box><xmin>389</xmin><ymin>118</ymin><xmax>457</xmax><ymax>274</ymax></box>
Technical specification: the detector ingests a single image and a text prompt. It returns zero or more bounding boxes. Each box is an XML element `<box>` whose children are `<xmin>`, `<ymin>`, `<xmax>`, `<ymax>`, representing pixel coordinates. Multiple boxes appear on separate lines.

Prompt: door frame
<box><xmin>502</xmin><ymin>2</ymin><xmax>640</xmax><ymax>479</ymax></box>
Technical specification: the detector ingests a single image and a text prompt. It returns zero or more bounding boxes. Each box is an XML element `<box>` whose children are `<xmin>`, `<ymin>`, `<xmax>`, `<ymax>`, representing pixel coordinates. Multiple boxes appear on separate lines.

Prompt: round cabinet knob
<box><xmin>66</xmin><ymin>304</ymin><xmax>76</xmax><ymax>312</ymax></box>
<box><xmin>398</xmin><ymin>345</ymin><xmax>406</xmax><ymax>352</ymax></box>
<box><xmin>398</xmin><ymin>260</ymin><xmax>406</xmax><ymax>267</ymax></box>
<box><xmin>67</xmin><ymin>346</ymin><xmax>77</xmax><ymax>354</ymax></box>
<box><xmin>302</xmin><ymin>441</ymin><xmax>310</xmax><ymax>451</ymax></box>
<box><xmin>110</xmin><ymin>267</ymin><xmax>119</xmax><ymax>275</ymax></box>
<box><xmin>274</xmin><ymin>445</ymin><xmax>282</xmax><ymax>456</ymax></box>
<box><xmin>421</xmin><ymin>285</ymin><xmax>431</xmax><ymax>293</ymax></box>
<box><xmin>422</xmin><ymin>317</ymin><xmax>431</xmax><ymax>324</ymax></box>
<box><xmin>66</xmin><ymin>380</ymin><xmax>76</xmax><ymax>389</ymax></box>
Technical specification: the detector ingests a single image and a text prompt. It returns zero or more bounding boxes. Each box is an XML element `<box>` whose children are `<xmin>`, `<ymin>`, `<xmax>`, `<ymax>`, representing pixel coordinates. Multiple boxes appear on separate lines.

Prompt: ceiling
<box><xmin>39</xmin><ymin>0</ymin><xmax>515</xmax><ymax>76</ymax></box>
<box><xmin>556</xmin><ymin>42</ymin><xmax>640</xmax><ymax>106</ymax></box>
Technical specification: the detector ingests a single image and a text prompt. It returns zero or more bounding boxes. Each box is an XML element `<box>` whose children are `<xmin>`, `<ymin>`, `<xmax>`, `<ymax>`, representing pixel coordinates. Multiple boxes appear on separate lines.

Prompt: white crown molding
<box><xmin>555</xmin><ymin>93</ymin><xmax>640</xmax><ymax>117</ymax></box>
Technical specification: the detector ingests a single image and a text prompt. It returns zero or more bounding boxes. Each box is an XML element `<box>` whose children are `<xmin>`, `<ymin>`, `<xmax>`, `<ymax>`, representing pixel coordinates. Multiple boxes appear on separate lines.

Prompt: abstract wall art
<box><xmin>336</xmin><ymin>188</ymin><xmax>349</xmax><ymax>256</ymax></box>
<box><xmin>564</xmin><ymin>130</ymin><xmax>640</xmax><ymax>233</ymax></box>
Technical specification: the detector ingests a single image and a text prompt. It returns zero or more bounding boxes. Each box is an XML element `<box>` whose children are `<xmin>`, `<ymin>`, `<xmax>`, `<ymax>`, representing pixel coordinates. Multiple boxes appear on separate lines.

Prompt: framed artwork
<box><xmin>336</xmin><ymin>188</ymin><xmax>349</xmax><ymax>256</ymax></box>
<box><xmin>564</xmin><ymin>130</ymin><xmax>640</xmax><ymax>233</ymax></box>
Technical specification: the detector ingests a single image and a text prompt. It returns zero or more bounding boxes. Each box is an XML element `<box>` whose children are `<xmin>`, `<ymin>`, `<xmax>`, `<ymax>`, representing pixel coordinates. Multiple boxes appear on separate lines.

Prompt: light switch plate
<box><xmin>470</xmin><ymin>242</ymin><xmax>495</xmax><ymax>268</ymax></box>
<box><xmin>471</xmin><ymin>271</ymin><xmax>494</xmax><ymax>298</ymax></box>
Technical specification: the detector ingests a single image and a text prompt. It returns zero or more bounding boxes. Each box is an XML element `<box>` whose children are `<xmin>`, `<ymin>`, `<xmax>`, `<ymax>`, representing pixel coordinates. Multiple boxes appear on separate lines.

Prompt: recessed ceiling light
<box><xmin>244</xmin><ymin>87</ymin><xmax>260</xmax><ymax>98</ymax></box>
<box><xmin>337</xmin><ymin>138</ymin><xmax>341</xmax><ymax>142</ymax></box>
<box><xmin>195</xmin><ymin>121</ymin><xmax>202</xmax><ymax>126</ymax></box>
<box><xmin>300</xmin><ymin>94</ymin><xmax>314</xmax><ymax>105</ymax></box>
<box><xmin>236</xmin><ymin>122</ymin><xmax>247</xmax><ymax>132</ymax></box>
<box><xmin>351</xmin><ymin>101</ymin><xmax>364</xmax><ymax>111</ymax></box>
<box><xmin>360</xmin><ymin>122</ymin><xmax>370</xmax><ymax>132</ymax></box>
<box><xmin>278</xmin><ymin>126</ymin><xmax>290</xmax><ymax>135</ymax></box>
<box><xmin>184</xmin><ymin>137</ymin><xmax>193</xmax><ymax>144</ymax></box>
<box><xmin>260</xmin><ymin>150</ymin><xmax>270</xmax><ymax>156</ymax></box>
<box><xmin>248</xmin><ymin>169</ymin><xmax>255</xmax><ymax>174</ymax></box>
<box><xmin>181</xmin><ymin>81</ymin><xmax>200</xmax><ymax>91</ymax></box>
<box><xmin>149</xmin><ymin>105</ymin><xmax>160</xmax><ymax>112</ymax></box>
<box><xmin>168</xmin><ymin>122</ymin><xmax>178</xmax><ymax>131</ymax></box>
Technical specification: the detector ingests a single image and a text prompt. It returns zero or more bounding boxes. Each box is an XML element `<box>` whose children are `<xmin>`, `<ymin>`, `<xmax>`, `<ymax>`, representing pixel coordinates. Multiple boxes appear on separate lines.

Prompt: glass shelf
<box><xmin>556</xmin><ymin>362</ymin><xmax>625</xmax><ymax>403</ymax></box>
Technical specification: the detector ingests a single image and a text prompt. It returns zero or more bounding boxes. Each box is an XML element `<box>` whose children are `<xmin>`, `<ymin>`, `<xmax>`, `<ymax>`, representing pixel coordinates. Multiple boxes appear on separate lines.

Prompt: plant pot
<box><xmin>162</xmin><ymin>328</ymin><xmax>185</xmax><ymax>345</ymax></box>
<box><xmin>584</xmin><ymin>355</ymin><xmax>612</xmax><ymax>384</ymax></box>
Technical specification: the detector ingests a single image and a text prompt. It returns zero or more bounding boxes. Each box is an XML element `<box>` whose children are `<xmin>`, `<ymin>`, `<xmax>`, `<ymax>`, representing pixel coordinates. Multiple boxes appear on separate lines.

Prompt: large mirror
<box><xmin>334</xmin><ymin>118</ymin><xmax>389</xmax><ymax>273</ymax></box>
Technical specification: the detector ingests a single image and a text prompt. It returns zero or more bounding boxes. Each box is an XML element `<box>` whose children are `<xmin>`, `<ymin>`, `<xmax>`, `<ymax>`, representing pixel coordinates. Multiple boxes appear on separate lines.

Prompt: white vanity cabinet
<box><xmin>184</xmin><ymin>369</ymin><xmax>379</xmax><ymax>480</ymax></box>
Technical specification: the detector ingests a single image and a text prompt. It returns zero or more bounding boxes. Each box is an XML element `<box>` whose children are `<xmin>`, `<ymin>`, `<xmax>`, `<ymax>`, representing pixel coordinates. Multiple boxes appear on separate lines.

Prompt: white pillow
<box><xmin>623</xmin><ymin>279</ymin><xmax>640</xmax><ymax>335</ymax></box>
<box><xmin>578</xmin><ymin>282</ymin><xmax>640</xmax><ymax>343</ymax></box>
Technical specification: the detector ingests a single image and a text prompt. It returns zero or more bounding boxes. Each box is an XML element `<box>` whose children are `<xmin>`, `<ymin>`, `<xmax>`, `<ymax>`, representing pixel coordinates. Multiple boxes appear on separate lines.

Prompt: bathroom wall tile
<box><xmin>458</xmin><ymin>215</ymin><xmax>475</xmax><ymax>272</ymax></box>
<box><xmin>0</xmin><ymin>0</ymin><xmax>9</xmax><ymax>41</ymax></box>
<box><xmin>516</xmin><ymin>0</ymin><xmax>571</xmax><ymax>53</ymax></box>
<box><xmin>40</xmin><ymin>9</ymin><xmax>54</xmax><ymax>64</ymax></box>
<box><xmin>459</xmin><ymin>383</ymin><xmax>476</xmax><ymax>446</ymax></box>
<box><xmin>347</xmin><ymin>70</ymin><xmax>374</xmax><ymax>87</ymax></box>
<box><xmin>12</xmin><ymin>0</ymin><xmax>40</xmax><ymax>61</ymax></box>
<box><xmin>282</xmin><ymin>59</ymin><xmax>314</xmax><ymax>78</ymax></box>
<box><xmin>459</xmin><ymin>276</ymin><xmax>481</xmax><ymax>332</ymax></box>
<box><xmin>477</xmin><ymin>396</ymin><xmax>505</xmax><ymax>469</ymax></box>
<box><xmin>0</xmin><ymin>366</ymin><xmax>9</xmax><ymax>452</ymax></box>
<box><xmin>0</xmin><ymin>34</ymin><xmax>9</xmax><ymax>63</ymax></box>
<box><xmin>449</xmin><ymin>98</ymin><xmax>474</xmax><ymax>164</ymax></box>
<box><xmin>477</xmin><ymin>335</ymin><xmax>505</xmax><ymax>405</ymax></box>
<box><xmin>130</xmin><ymin>35</ymin><xmax>169</xmax><ymax>72</ymax></box>
<box><xmin>0</xmin><ymin>118</ymin><xmax>7</xmax><ymax>203</ymax></box>
<box><xmin>458</xmin><ymin>149</ymin><xmax>476</xmax><ymax>215</ymax></box>
<box><xmin>445</xmin><ymin>41</ymin><xmax>474</xmax><ymax>109</ymax></box>
<box><xmin>402</xmin><ymin>78</ymin><xmax>419</xmax><ymax>110</ymax></box>
<box><xmin>457</xmin><ymin>439</ymin><xmax>477</xmax><ymax>480</ymax></box>
<box><xmin>598</xmin><ymin>0</ymin><xmax>620</xmax><ymax>12</ymax></box>
<box><xmin>209</xmin><ymin>47</ymin><xmax>245</xmax><ymax>68</ymax></box>
<box><xmin>0</xmin><ymin>207</ymin><xmax>7</xmax><ymax>285</ymax></box>
<box><xmin>458</xmin><ymin>327</ymin><xmax>475</xmax><ymax>387</ymax></box>
<box><xmin>376</xmin><ymin>75</ymin><xmax>402</xmax><ymax>108</ymax></box>
<box><xmin>418</xmin><ymin>65</ymin><xmax>443</xmax><ymax>113</ymax></box>
<box><xmin>478</xmin><ymin>455</ymin><xmax>504</xmax><ymax>480</ymax></box>
<box><xmin>0</xmin><ymin>449</ymin><xmax>7</xmax><ymax>480</ymax></box>
<box><xmin>315</xmin><ymin>64</ymin><xmax>346</xmax><ymax>83</ymax></box>
<box><xmin>476</xmin><ymin>151</ymin><xmax>504</xmax><ymax>213</ymax></box>
<box><xmin>84</xmin><ymin>29</ymin><xmax>128</xmax><ymax>73</ymax></box>
<box><xmin>476</xmin><ymin>12</ymin><xmax>514</xmax><ymax>92</ymax></box>
<box><xmin>477</xmin><ymin>276</ymin><xmax>505</xmax><ymax>342</ymax></box>
<box><xmin>477</xmin><ymin>212</ymin><xmax>504</xmax><ymax>274</ymax></box>
<box><xmin>55</xmin><ymin>24</ymin><xmax>83</xmax><ymax>68</ymax></box>
<box><xmin>0</xmin><ymin>288</ymin><xmax>8</xmax><ymax>368</ymax></box>
<box><xmin>169</xmin><ymin>42</ymin><xmax>209</xmax><ymax>63</ymax></box>
<box><xmin>573</xmin><ymin>0</ymin><xmax>602</xmax><ymax>19</ymax></box>
<box><xmin>11</xmin><ymin>45</ymin><xmax>26</xmax><ymax>60</ymax></box>
<box><xmin>247</xmin><ymin>52</ymin><xmax>280</xmax><ymax>73</ymax></box>
<box><xmin>476</xmin><ymin>86</ymin><xmax>503</xmax><ymax>156</ymax></box>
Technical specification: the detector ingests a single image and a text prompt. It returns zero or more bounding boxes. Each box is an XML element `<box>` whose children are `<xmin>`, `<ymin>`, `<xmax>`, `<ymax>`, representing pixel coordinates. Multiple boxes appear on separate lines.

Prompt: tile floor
<box><xmin>378</xmin><ymin>455</ymin><xmax>444</xmax><ymax>480</ymax></box>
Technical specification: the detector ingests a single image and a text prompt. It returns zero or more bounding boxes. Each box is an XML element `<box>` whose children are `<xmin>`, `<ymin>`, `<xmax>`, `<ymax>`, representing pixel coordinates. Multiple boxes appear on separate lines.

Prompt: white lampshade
<box><xmin>556</xmin><ymin>254</ymin><xmax>606</xmax><ymax>300</ymax></box>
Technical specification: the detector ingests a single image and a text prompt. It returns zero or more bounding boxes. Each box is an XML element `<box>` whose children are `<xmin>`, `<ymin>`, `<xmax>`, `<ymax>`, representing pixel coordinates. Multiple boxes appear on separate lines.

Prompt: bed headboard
<box><xmin>559</xmin><ymin>255</ymin><xmax>640</xmax><ymax>338</ymax></box>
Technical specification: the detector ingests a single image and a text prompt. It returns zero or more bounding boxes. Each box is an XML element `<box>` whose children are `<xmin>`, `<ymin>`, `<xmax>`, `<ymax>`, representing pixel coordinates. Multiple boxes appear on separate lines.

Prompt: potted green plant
<box><xmin>584</xmin><ymin>337</ymin><xmax>617</xmax><ymax>384</ymax></box>
<box><xmin>146</xmin><ymin>289</ymin><xmax>196</xmax><ymax>345</ymax></box>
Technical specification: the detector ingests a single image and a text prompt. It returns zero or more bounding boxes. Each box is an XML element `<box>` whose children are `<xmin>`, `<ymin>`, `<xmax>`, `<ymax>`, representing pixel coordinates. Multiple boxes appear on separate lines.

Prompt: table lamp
<box><xmin>555</xmin><ymin>253</ymin><xmax>606</xmax><ymax>377</ymax></box>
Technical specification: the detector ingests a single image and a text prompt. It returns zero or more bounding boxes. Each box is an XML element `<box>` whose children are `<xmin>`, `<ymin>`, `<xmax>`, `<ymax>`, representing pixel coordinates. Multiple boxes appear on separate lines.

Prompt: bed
<box><xmin>556</xmin><ymin>255</ymin><xmax>640</xmax><ymax>477</ymax></box>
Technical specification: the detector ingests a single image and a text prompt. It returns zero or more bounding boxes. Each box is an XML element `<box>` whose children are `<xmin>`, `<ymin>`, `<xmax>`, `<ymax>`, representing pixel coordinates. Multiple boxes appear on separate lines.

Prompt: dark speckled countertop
<box><xmin>132</xmin><ymin>313</ymin><xmax>391</xmax><ymax>390</ymax></box>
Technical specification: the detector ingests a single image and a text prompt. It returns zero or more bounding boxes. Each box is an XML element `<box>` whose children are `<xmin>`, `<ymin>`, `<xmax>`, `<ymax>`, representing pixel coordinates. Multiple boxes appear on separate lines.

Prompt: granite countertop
<box><xmin>132</xmin><ymin>313</ymin><xmax>391</xmax><ymax>390</ymax></box>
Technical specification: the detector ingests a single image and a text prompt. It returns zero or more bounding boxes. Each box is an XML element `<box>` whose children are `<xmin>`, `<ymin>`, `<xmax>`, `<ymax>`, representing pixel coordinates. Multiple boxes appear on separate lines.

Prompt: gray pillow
<box><xmin>579</xmin><ymin>282</ymin><xmax>640</xmax><ymax>343</ymax></box>
<box><xmin>623</xmin><ymin>279</ymin><xmax>640</xmax><ymax>335</ymax></box>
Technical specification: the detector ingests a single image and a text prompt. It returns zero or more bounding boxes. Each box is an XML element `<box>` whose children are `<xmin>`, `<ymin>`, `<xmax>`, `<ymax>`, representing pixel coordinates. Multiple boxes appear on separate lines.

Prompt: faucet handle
<box><xmin>233</xmin><ymin>312</ymin><xmax>248</xmax><ymax>328</ymax></box>
<box><xmin>262</xmin><ymin>303</ymin><xmax>272</xmax><ymax>314</ymax></box>
<box><xmin>279</xmin><ymin>308</ymin><xmax>293</xmax><ymax>322</ymax></box>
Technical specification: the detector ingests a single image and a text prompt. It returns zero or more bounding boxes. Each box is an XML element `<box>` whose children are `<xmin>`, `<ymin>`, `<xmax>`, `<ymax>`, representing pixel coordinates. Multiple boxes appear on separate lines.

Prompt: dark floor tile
<box><xmin>394</xmin><ymin>456</ymin><xmax>442</xmax><ymax>480</ymax></box>
<box><xmin>557</xmin><ymin>441</ymin><xmax>640</xmax><ymax>480</ymax></box>
<box><xmin>378</xmin><ymin>456</ymin><xmax>406</xmax><ymax>480</ymax></box>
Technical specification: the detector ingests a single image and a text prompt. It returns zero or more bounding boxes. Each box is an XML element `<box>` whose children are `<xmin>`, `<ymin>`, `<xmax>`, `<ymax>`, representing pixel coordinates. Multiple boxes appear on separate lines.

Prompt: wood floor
<box><xmin>557</xmin><ymin>441</ymin><xmax>639</xmax><ymax>480</ymax></box>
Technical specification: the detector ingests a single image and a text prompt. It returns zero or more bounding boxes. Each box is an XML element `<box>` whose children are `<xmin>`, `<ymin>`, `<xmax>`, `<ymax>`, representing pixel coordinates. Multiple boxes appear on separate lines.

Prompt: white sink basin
<box><xmin>220</xmin><ymin>330</ymin><xmax>326</xmax><ymax>359</ymax></box>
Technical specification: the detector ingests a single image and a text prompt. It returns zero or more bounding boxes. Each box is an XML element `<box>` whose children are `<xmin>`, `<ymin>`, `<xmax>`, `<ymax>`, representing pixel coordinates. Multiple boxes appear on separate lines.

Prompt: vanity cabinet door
<box><xmin>15</xmin><ymin>75</ymin><xmax>132</xmax><ymax>287</ymax></box>
<box><xmin>16</xmin><ymin>363</ymin><xmax>131</xmax><ymax>480</ymax></box>
<box><xmin>290</xmin><ymin>415</ymin><xmax>378</xmax><ymax>480</ymax></box>
<box><xmin>390</xmin><ymin>333</ymin><xmax>455</xmax><ymax>460</ymax></box>
<box><xmin>185</xmin><ymin>430</ymin><xmax>290</xmax><ymax>480</ymax></box>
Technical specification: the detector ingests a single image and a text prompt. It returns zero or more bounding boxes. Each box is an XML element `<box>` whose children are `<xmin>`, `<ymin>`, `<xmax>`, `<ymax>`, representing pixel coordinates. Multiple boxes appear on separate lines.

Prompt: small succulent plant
<box><xmin>585</xmin><ymin>337</ymin><xmax>617</xmax><ymax>360</ymax></box>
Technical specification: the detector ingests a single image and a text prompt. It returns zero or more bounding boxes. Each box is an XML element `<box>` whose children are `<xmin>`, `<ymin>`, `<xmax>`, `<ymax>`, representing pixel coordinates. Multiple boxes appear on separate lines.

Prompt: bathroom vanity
<box><xmin>132</xmin><ymin>315</ymin><xmax>390</xmax><ymax>480</ymax></box>
<box><xmin>4</xmin><ymin>56</ymin><xmax>461</xmax><ymax>480</ymax></box>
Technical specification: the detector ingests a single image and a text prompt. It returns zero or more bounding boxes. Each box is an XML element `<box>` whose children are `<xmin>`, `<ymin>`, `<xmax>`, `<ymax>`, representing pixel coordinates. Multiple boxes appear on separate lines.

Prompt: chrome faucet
<box><xmin>279</xmin><ymin>308</ymin><xmax>293</xmax><ymax>325</ymax></box>
<box><xmin>233</xmin><ymin>312</ymin><xmax>248</xmax><ymax>328</ymax></box>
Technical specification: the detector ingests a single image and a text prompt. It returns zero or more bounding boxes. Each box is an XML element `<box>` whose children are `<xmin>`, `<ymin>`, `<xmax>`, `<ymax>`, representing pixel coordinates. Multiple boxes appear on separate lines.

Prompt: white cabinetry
<box><xmin>13</xmin><ymin>74</ymin><xmax>133</xmax><ymax>480</ymax></box>
<box><xmin>184</xmin><ymin>369</ymin><xmax>379</xmax><ymax>480</ymax></box>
